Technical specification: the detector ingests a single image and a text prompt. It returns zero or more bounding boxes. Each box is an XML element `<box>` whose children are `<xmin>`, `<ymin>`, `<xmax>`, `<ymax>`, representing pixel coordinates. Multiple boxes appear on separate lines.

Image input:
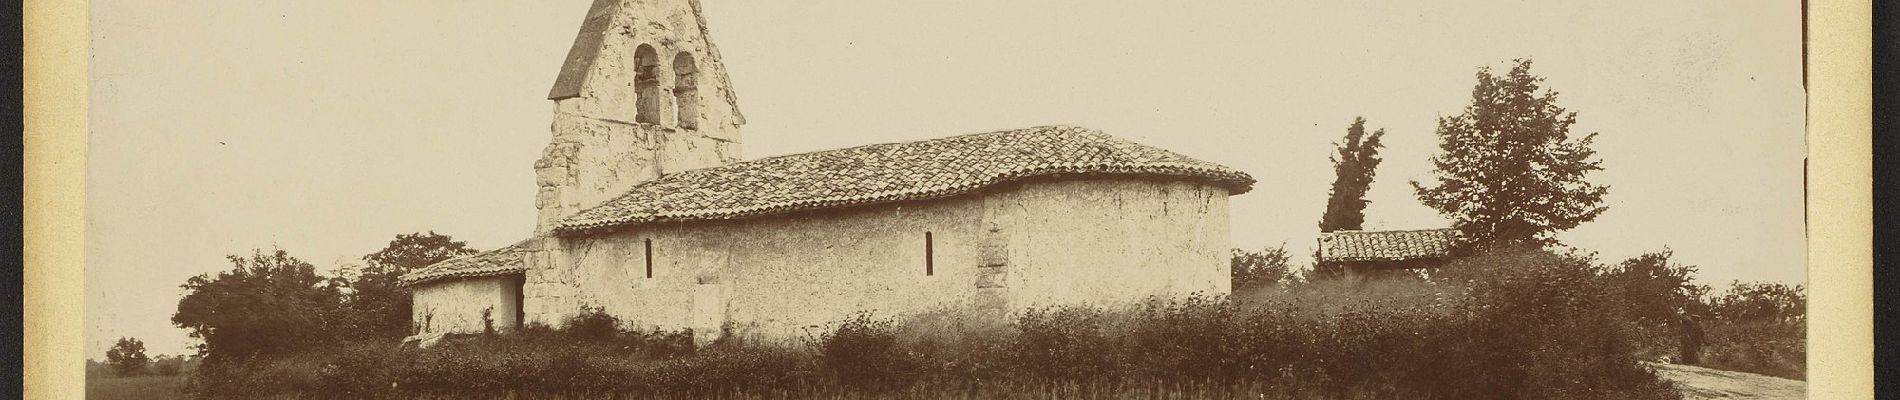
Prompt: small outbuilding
<box><xmin>1314</xmin><ymin>228</ymin><xmax>1460</xmax><ymax>278</ymax></box>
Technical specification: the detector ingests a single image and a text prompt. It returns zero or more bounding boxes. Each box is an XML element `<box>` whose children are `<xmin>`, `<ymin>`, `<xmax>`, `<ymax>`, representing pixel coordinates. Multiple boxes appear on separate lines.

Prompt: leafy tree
<box><xmin>1231</xmin><ymin>245</ymin><xmax>1295</xmax><ymax>291</ymax></box>
<box><xmin>1319</xmin><ymin>117</ymin><xmax>1386</xmax><ymax>233</ymax></box>
<box><xmin>105</xmin><ymin>337</ymin><xmax>150</xmax><ymax>376</ymax></box>
<box><xmin>362</xmin><ymin>231</ymin><xmax>480</xmax><ymax>272</ymax></box>
<box><xmin>1608</xmin><ymin>250</ymin><xmax>1709</xmax><ymax>324</ymax></box>
<box><xmin>347</xmin><ymin>232</ymin><xmax>479</xmax><ymax>339</ymax></box>
<box><xmin>151</xmin><ymin>355</ymin><xmax>186</xmax><ymax>376</ymax></box>
<box><xmin>1412</xmin><ymin>59</ymin><xmax>1609</xmax><ymax>250</ymax></box>
<box><xmin>1606</xmin><ymin>250</ymin><xmax>1711</xmax><ymax>363</ymax></box>
<box><xmin>173</xmin><ymin>248</ymin><xmax>347</xmax><ymax>362</ymax></box>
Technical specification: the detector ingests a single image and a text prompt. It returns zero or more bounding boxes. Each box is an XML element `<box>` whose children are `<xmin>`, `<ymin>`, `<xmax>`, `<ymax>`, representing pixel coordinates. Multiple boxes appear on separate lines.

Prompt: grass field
<box><xmin>86</xmin><ymin>375</ymin><xmax>188</xmax><ymax>400</ymax></box>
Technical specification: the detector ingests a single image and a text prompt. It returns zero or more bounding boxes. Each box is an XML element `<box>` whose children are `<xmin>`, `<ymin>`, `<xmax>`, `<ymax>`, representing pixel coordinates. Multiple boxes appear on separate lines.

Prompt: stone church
<box><xmin>401</xmin><ymin>0</ymin><xmax>1256</xmax><ymax>345</ymax></box>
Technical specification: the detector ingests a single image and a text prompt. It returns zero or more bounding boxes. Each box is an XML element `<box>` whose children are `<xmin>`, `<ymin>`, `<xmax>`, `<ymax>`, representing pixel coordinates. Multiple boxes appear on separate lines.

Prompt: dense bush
<box><xmin>1697</xmin><ymin>282</ymin><xmax>1806</xmax><ymax>379</ymax></box>
<box><xmin>1432</xmin><ymin>249</ymin><xmax>1680</xmax><ymax>399</ymax></box>
<box><xmin>815</xmin><ymin>312</ymin><xmax>916</xmax><ymax>387</ymax></box>
<box><xmin>564</xmin><ymin>305</ymin><xmax>626</xmax><ymax>342</ymax></box>
<box><xmin>1708</xmin><ymin>282</ymin><xmax>1805</xmax><ymax>325</ymax></box>
<box><xmin>185</xmin><ymin>309</ymin><xmax>807</xmax><ymax>399</ymax></box>
<box><xmin>1230</xmin><ymin>246</ymin><xmax>1296</xmax><ymax>291</ymax></box>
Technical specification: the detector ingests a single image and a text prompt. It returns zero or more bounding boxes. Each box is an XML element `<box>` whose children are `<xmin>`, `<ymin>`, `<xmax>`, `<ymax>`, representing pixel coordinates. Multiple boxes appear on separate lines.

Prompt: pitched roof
<box><xmin>400</xmin><ymin>240</ymin><xmax>533</xmax><ymax>286</ymax></box>
<box><xmin>544</xmin><ymin>0</ymin><xmax>745</xmax><ymax>124</ymax></box>
<box><xmin>555</xmin><ymin>125</ymin><xmax>1254</xmax><ymax>235</ymax></box>
<box><xmin>546</xmin><ymin>0</ymin><xmax>618</xmax><ymax>100</ymax></box>
<box><xmin>1316</xmin><ymin>228</ymin><xmax>1460</xmax><ymax>263</ymax></box>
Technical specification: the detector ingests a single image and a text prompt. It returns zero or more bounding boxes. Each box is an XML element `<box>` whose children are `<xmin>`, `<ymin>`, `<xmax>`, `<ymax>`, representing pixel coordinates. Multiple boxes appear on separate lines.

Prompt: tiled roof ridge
<box><xmin>1316</xmin><ymin>228</ymin><xmax>1459</xmax><ymax>263</ymax></box>
<box><xmin>1320</xmin><ymin>227</ymin><xmax>1459</xmax><ymax>236</ymax></box>
<box><xmin>399</xmin><ymin>239</ymin><xmax>534</xmax><ymax>286</ymax></box>
<box><xmin>741</xmin><ymin>124</ymin><xmax>1094</xmax><ymax>164</ymax></box>
<box><xmin>552</xmin><ymin>125</ymin><xmax>1254</xmax><ymax>235</ymax></box>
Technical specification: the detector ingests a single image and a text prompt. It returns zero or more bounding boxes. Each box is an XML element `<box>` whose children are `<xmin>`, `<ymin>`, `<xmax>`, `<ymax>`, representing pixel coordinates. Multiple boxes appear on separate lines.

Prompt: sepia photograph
<box><xmin>73</xmin><ymin>0</ymin><xmax>1820</xmax><ymax>398</ymax></box>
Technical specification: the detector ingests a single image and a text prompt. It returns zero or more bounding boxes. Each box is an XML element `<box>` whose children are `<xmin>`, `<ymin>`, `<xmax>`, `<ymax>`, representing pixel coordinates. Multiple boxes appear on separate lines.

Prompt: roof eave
<box><xmin>401</xmin><ymin>268</ymin><xmax>526</xmax><ymax>287</ymax></box>
<box><xmin>551</xmin><ymin>172</ymin><xmax>1252</xmax><ymax>238</ymax></box>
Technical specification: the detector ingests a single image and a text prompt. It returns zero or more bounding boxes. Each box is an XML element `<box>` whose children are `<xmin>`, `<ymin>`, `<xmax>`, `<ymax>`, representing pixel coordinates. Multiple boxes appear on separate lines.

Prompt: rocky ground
<box><xmin>1648</xmin><ymin>363</ymin><xmax>1806</xmax><ymax>399</ymax></box>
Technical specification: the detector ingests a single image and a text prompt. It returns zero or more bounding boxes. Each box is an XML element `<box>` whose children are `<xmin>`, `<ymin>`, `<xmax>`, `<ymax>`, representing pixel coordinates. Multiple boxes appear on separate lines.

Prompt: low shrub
<box><xmin>815</xmin><ymin>312</ymin><xmax>917</xmax><ymax>388</ymax></box>
<box><xmin>1700</xmin><ymin>320</ymin><xmax>1805</xmax><ymax>380</ymax></box>
<box><xmin>1693</xmin><ymin>281</ymin><xmax>1805</xmax><ymax>380</ymax></box>
<box><xmin>1012</xmin><ymin>305</ymin><xmax>1124</xmax><ymax>382</ymax></box>
<box><xmin>565</xmin><ymin>305</ymin><xmax>620</xmax><ymax>342</ymax></box>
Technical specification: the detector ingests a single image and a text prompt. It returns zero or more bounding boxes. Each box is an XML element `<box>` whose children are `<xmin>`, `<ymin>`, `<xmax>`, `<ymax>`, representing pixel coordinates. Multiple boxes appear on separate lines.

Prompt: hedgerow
<box><xmin>186</xmin><ymin>248</ymin><xmax>1691</xmax><ymax>399</ymax></box>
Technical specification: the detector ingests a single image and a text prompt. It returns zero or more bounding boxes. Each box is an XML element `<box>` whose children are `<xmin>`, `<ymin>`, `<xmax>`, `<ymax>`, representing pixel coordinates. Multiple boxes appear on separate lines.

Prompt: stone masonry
<box><xmin>534</xmin><ymin>0</ymin><xmax>745</xmax><ymax>237</ymax></box>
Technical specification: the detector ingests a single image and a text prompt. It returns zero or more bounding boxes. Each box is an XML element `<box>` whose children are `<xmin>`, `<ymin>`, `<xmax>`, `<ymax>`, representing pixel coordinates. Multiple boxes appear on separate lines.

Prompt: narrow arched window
<box><xmin>672</xmin><ymin>52</ymin><xmax>701</xmax><ymax>130</ymax></box>
<box><xmin>633</xmin><ymin>44</ymin><xmax>662</xmax><ymax>124</ymax></box>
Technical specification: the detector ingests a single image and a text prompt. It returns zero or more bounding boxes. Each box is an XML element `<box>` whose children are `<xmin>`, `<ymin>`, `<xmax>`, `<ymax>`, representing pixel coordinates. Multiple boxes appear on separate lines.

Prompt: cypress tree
<box><xmin>1319</xmin><ymin>117</ymin><xmax>1386</xmax><ymax>233</ymax></box>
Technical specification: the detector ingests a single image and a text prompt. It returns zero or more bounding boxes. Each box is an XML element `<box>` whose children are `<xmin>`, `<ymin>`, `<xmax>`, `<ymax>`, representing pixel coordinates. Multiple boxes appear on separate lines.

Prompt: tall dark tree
<box><xmin>1413</xmin><ymin>59</ymin><xmax>1609</xmax><ymax>250</ymax></box>
<box><xmin>1319</xmin><ymin>117</ymin><xmax>1387</xmax><ymax>233</ymax></box>
<box><xmin>104</xmin><ymin>337</ymin><xmax>150</xmax><ymax>376</ymax></box>
<box><xmin>173</xmin><ymin>248</ymin><xmax>346</xmax><ymax>362</ymax></box>
<box><xmin>348</xmin><ymin>232</ymin><xmax>479</xmax><ymax>339</ymax></box>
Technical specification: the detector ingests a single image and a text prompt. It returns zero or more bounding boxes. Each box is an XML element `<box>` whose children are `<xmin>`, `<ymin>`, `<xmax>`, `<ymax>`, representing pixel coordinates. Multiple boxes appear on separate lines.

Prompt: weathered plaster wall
<box><xmin>535</xmin><ymin>0</ymin><xmax>744</xmax><ymax>235</ymax></box>
<box><xmin>524</xmin><ymin>179</ymin><xmax>1234</xmax><ymax>342</ymax></box>
<box><xmin>998</xmin><ymin>180</ymin><xmax>1232</xmax><ymax>306</ymax></box>
<box><xmin>412</xmin><ymin>275</ymin><xmax>523</xmax><ymax>335</ymax></box>
<box><xmin>527</xmin><ymin>187</ymin><xmax>988</xmax><ymax>341</ymax></box>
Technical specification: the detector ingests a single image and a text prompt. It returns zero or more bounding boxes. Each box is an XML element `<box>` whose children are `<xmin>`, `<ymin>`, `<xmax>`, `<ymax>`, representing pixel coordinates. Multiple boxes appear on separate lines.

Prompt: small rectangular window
<box><xmin>925</xmin><ymin>232</ymin><xmax>934</xmax><ymax>276</ymax></box>
<box><xmin>644</xmin><ymin>239</ymin><xmax>654</xmax><ymax>279</ymax></box>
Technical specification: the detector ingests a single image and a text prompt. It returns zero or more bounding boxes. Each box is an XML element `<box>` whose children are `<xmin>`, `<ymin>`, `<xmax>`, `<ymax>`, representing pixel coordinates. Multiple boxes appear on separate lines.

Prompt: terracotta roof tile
<box><xmin>1317</xmin><ymin>228</ymin><xmax>1459</xmax><ymax>262</ymax></box>
<box><xmin>400</xmin><ymin>240</ymin><xmax>533</xmax><ymax>286</ymax></box>
<box><xmin>553</xmin><ymin>125</ymin><xmax>1254</xmax><ymax>235</ymax></box>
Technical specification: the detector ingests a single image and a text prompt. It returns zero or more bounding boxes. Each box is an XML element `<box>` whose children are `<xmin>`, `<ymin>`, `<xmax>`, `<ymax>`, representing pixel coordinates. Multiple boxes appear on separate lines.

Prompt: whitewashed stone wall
<box><xmin>524</xmin><ymin>179</ymin><xmax>1233</xmax><ymax>342</ymax></box>
<box><xmin>411</xmin><ymin>275</ymin><xmax>523</xmax><ymax>336</ymax></box>
<box><xmin>415</xmin><ymin>0</ymin><xmax>746</xmax><ymax>340</ymax></box>
<box><xmin>995</xmin><ymin>179</ymin><xmax>1232</xmax><ymax>307</ymax></box>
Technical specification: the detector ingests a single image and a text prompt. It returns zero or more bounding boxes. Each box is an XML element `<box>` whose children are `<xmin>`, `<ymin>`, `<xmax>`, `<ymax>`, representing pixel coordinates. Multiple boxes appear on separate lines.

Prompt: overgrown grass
<box><xmin>87</xmin><ymin>374</ymin><xmax>188</xmax><ymax>400</ymax></box>
<box><xmin>1698</xmin><ymin>320</ymin><xmax>1806</xmax><ymax>380</ymax></box>
<box><xmin>187</xmin><ymin>248</ymin><xmax>1694</xmax><ymax>399</ymax></box>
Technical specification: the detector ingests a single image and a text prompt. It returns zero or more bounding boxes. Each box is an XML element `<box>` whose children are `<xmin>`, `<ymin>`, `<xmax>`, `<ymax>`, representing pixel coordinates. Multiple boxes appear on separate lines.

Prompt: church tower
<box><xmin>534</xmin><ymin>0</ymin><xmax>745</xmax><ymax>235</ymax></box>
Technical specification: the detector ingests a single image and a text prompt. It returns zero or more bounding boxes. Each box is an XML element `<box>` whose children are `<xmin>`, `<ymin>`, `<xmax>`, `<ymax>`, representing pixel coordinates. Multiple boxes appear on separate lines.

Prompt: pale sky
<box><xmin>86</xmin><ymin>0</ymin><xmax>1807</xmax><ymax>357</ymax></box>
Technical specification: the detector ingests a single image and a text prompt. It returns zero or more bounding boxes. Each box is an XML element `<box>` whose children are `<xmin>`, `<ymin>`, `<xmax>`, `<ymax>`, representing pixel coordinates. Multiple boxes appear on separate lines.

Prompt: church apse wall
<box><xmin>524</xmin><ymin>178</ymin><xmax>1234</xmax><ymax>342</ymax></box>
<box><xmin>1002</xmin><ymin>179</ymin><xmax>1232</xmax><ymax>307</ymax></box>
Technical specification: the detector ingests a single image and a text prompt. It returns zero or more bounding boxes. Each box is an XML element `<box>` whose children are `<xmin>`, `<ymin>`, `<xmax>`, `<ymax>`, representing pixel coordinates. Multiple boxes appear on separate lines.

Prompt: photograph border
<box><xmin>23</xmin><ymin>0</ymin><xmax>1871</xmax><ymax>398</ymax></box>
